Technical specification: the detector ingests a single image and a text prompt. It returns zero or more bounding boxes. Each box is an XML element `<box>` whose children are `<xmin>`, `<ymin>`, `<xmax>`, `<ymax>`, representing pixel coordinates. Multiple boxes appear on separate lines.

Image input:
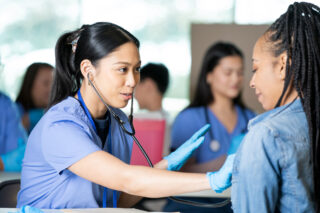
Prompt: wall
<box><xmin>190</xmin><ymin>24</ymin><xmax>270</xmax><ymax>113</ymax></box>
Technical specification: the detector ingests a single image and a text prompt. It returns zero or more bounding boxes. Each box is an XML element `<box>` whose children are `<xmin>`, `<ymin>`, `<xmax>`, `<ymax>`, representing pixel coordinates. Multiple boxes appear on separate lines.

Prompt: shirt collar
<box><xmin>248</xmin><ymin>98</ymin><xmax>302</xmax><ymax>129</ymax></box>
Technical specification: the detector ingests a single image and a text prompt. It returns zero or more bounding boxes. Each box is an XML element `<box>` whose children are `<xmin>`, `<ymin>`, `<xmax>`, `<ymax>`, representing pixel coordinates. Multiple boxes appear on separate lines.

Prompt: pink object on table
<box><xmin>130</xmin><ymin>118</ymin><xmax>166</xmax><ymax>166</ymax></box>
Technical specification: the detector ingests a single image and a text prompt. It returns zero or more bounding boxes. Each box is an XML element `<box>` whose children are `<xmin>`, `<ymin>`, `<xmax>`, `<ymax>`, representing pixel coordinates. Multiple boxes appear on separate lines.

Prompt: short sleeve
<box><xmin>232</xmin><ymin>124</ymin><xmax>281</xmax><ymax>213</ymax></box>
<box><xmin>42</xmin><ymin>120</ymin><xmax>100</xmax><ymax>173</ymax></box>
<box><xmin>170</xmin><ymin>109</ymin><xmax>204</xmax><ymax>150</ymax></box>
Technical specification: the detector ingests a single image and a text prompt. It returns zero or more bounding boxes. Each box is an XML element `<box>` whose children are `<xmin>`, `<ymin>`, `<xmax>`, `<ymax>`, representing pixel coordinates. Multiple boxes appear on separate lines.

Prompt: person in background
<box><xmin>164</xmin><ymin>42</ymin><xmax>255</xmax><ymax>213</ymax></box>
<box><xmin>0</xmin><ymin>91</ymin><xmax>27</xmax><ymax>171</ymax></box>
<box><xmin>134</xmin><ymin>62</ymin><xmax>171</xmax><ymax>155</ymax></box>
<box><xmin>232</xmin><ymin>2</ymin><xmax>319</xmax><ymax>212</ymax></box>
<box><xmin>16</xmin><ymin>62</ymin><xmax>53</xmax><ymax>133</ymax></box>
<box><xmin>171</xmin><ymin>42</ymin><xmax>255</xmax><ymax>173</ymax></box>
<box><xmin>135</xmin><ymin>62</ymin><xmax>169</xmax><ymax>113</ymax></box>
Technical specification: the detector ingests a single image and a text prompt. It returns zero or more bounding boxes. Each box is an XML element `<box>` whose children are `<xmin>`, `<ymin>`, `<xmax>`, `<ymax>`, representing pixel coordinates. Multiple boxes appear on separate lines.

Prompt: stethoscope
<box><xmin>204</xmin><ymin>106</ymin><xmax>249</xmax><ymax>152</ymax></box>
<box><xmin>81</xmin><ymin>73</ymin><xmax>231</xmax><ymax>208</ymax></box>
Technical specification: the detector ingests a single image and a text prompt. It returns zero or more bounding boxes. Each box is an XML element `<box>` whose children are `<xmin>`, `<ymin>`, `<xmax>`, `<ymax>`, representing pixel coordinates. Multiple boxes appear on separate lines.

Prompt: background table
<box><xmin>0</xmin><ymin>172</ymin><xmax>20</xmax><ymax>184</ymax></box>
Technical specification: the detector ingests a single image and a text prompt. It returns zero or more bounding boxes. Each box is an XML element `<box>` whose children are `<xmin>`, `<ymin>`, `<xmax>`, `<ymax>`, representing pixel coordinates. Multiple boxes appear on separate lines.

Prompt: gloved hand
<box><xmin>206</xmin><ymin>154</ymin><xmax>235</xmax><ymax>193</ymax></box>
<box><xmin>227</xmin><ymin>133</ymin><xmax>246</xmax><ymax>155</ymax></box>
<box><xmin>28</xmin><ymin>108</ymin><xmax>44</xmax><ymax>131</ymax></box>
<box><xmin>164</xmin><ymin>124</ymin><xmax>210</xmax><ymax>171</ymax></box>
<box><xmin>1</xmin><ymin>138</ymin><xmax>26</xmax><ymax>172</ymax></box>
<box><xmin>17</xmin><ymin>205</ymin><xmax>44</xmax><ymax>213</ymax></box>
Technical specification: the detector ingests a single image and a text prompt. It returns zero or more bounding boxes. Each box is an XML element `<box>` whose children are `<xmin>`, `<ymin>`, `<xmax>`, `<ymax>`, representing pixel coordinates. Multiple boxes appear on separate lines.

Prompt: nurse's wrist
<box><xmin>154</xmin><ymin>159</ymin><xmax>168</xmax><ymax>170</ymax></box>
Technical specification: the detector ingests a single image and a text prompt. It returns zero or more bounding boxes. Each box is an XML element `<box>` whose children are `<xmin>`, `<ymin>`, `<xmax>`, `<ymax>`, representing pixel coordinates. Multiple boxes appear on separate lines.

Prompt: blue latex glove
<box><xmin>206</xmin><ymin>154</ymin><xmax>235</xmax><ymax>193</ymax></box>
<box><xmin>227</xmin><ymin>133</ymin><xmax>246</xmax><ymax>155</ymax></box>
<box><xmin>1</xmin><ymin>138</ymin><xmax>26</xmax><ymax>171</ymax></box>
<box><xmin>28</xmin><ymin>109</ymin><xmax>44</xmax><ymax>131</ymax></box>
<box><xmin>164</xmin><ymin>124</ymin><xmax>210</xmax><ymax>171</ymax></box>
<box><xmin>17</xmin><ymin>205</ymin><xmax>44</xmax><ymax>213</ymax></box>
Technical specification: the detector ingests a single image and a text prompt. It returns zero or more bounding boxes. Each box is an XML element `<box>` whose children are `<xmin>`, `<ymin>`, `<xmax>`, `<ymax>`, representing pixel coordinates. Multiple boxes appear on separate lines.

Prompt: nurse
<box><xmin>16</xmin><ymin>62</ymin><xmax>54</xmax><ymax>134</ymax></box>
<box><xmin>232</xmin><ymin>2</ymin><xmax>319</xmax><ymax>212</ymax></box>
<box><xmin>17</xmin><ymin>22</ymin><xmax>234</xmax><ymax>209</ymax></box>
<box><xmin>170</xmin><ymin>42</ymin><xmax>255</xmax><ymax>173</ymax></box>
<box><xmin>0</xmin><ymin>92</ymin><xmax>27</xmax><ymax>171</ymax></box>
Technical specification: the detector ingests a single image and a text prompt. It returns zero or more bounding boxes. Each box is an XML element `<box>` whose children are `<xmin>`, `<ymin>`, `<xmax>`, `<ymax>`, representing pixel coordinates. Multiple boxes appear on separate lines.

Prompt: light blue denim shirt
<box><xmin>231</xmin><ymin>99</ymin><xmax>315</xmax><ymax>212</ymax></box>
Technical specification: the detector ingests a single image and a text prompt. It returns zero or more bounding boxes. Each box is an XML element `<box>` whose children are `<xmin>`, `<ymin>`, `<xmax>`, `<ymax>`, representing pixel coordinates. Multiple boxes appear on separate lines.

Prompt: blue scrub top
<box><xmin>0</xmin><ymin>92</ymin><xmax>27</xmax><ymax>154</ymax></box>
<box><xmin>171</xmin><ymin>105</ymin><xmax>255</xmax><ymax>163</ymax></box>
<box><xmin>17</xmin><ymin>97</ymin><xmax>134</xmax><ymax>209</ymax></box>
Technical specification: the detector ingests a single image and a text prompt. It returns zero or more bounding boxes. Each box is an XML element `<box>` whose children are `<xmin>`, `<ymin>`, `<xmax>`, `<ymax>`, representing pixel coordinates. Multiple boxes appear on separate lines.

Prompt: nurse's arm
<box><xmin>117</xmin><ymin>159</ymin><xmax>168</xmax><ymax>208</ymax></box>
<box><xmin>68</xmin><ymin>150</ymin><xmax>210</xmax><ymax>198</ymax></box>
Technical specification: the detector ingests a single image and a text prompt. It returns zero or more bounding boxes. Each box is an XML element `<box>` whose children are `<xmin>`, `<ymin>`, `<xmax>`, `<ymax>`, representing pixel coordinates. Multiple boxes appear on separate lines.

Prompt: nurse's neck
<box><xmin>76</xmin><ymin>87</ymin><xmax>108</xmax><ymax>119</ymax></box>
<box><xmin>209</xmin><ymin>92</ymin><xmax>234</xmax><ymax>113</ymax></box>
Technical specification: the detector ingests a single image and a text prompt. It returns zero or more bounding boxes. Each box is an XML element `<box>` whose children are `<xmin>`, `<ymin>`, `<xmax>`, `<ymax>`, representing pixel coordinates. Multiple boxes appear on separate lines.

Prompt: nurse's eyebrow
<box><xmin>113</xmin><ymin>61</ymin><xmax>141</xmax><ymax>66</ymax></box>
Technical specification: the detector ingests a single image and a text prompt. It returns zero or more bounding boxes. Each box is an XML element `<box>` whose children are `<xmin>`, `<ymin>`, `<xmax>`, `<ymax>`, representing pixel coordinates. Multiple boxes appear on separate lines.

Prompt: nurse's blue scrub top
<box><xmin>0</xmin><ymin>92</ymin><xmax>27</xmax><ymax>154</ymax></box>
<box><xmin>171</xmin><ymin>105</ymin><xmax>255</xmax><ymax>163</ymax></box>
<box><xmin>17</xmin><ymin>97</ymin><xmax>134</xmax><ymax>209</ymax></box>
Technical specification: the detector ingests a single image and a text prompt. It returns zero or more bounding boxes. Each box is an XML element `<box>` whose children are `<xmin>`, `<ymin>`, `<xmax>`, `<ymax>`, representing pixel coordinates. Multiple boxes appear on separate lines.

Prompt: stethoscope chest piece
<box><xmin>210</xmin><ymin>140</ymin><xmax>220</xmax><ymax>152</ymax></box>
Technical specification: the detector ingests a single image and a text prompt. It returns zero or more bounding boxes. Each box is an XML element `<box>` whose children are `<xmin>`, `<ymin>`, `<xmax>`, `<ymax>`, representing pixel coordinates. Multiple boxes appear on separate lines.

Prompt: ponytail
<box><xmin>49</xmin><ymin>29</ymin><xmax>82</xmax><ymax>107</ymax></box>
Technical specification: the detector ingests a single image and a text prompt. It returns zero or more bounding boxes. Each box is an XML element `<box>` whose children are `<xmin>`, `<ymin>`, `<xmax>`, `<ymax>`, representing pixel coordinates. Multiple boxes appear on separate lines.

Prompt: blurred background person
<box><xmin>135</xmin><ymin>62</ymin><xmax>169</xmax><ymax>114</ymax></box>
<box><xmin>170</xmin><ymin>42</ymin><xmax>255</xmax><ymax>173</ymax></box>
<box><xmin>164</xmin><ymin>42</ymin><xmax>256</xmax><ymax>213</ymax></box>
<box><xmin>0</xmin><ymin>57</ymin><xmax>27</xmax><ymax>171</ymax></box>
<box><xmin>134</xmin><ymin>62</ymin><xmax>171</xmax><ymax>155</ymax></box>
<box><xmin>16</xmin><ymin>62</ymin><xmax>53</xmax><ymax>134</ymax></box>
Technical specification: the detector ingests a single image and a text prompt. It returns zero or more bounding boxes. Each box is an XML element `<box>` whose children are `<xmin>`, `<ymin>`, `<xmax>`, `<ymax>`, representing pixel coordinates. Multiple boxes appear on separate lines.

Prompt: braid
<box><xmin>266</xmin><ymin>2</ymin><xmax>320</xmax><ymax>211</ymax></box>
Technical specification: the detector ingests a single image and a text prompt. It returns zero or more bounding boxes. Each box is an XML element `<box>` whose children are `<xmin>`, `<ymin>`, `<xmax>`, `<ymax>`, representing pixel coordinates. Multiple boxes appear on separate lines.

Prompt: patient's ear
<box><xmin>279</xmin><ymin>52</ymin><xmax>288</xmax><ymax>81</ymax></box>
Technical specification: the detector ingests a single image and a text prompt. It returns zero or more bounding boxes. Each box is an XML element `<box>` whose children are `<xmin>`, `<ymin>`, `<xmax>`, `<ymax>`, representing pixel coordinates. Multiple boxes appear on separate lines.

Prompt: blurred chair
<box><xmin>130</xmin><ymin>115</ymin><xmax>166</xmax><ymax>167</ymax></box>
<box><xmin>0</xmin><ymin>179</ymin><xmax>20</xmax><ymax>207</ymax></box>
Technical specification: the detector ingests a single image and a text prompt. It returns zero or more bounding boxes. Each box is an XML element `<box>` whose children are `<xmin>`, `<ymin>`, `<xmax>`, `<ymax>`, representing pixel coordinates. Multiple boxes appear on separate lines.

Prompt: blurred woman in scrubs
<box><xmin>17</xmin><ymin>22</ymin><xmax>235</xmax><ymax>209</ymax></box>
<box><xmin>16</xmin><ymin>62</ymin><xmax>53</xmax><ymax>133</ymax></box>
<box><xmin>0</xmin><ymin>92</ymin><xmax>27</xmax><ymax>171</ymax></box>
<box><xmin>170</xmin><ymin>42</ymin><xmax>255</xmax><ymax>173</ymax></box>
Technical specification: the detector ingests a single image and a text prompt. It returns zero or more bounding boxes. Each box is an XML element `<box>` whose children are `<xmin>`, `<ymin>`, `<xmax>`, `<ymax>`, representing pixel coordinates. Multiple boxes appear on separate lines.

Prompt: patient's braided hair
<box><xmin>265</xmin><ymin>2</ymin><xmax>320</xmax><ymax>210</ymax></box>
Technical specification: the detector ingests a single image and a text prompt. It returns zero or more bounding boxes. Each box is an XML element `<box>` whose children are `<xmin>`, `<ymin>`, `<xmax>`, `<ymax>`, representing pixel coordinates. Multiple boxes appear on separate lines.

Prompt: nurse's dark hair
<box><xmin>189</xmin><ymin>41</ymin><xmax>245</xmax><ymax>108</ymax></box>
<box><xmin>49</xmin><ymin>22</ymin><xmax>140</xmax><ymax>107</ymax></box>
<box><xmin>265</xmin><ymin>2</ymin><xmax>320</xmax><ymax>210</ymax></box>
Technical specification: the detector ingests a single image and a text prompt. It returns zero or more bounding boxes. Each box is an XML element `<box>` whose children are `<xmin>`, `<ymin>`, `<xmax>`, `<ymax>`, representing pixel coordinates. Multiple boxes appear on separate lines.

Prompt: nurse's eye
<box><xmin>135</xmin><ymin>67</ymin><xmax>141</xmax><ymax>72</ymax></box>
<box><xmin>119</xmin><ymin>67</ymin><xmax>128</xmax><ymax>73</ymax></box>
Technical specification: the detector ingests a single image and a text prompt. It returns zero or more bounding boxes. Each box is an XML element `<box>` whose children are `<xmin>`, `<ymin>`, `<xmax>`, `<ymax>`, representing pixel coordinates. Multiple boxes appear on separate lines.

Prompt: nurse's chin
<box><xmin>112</xmin><ymin>100</ymin><xmax>130</xmax><ymax>109</ymax></box>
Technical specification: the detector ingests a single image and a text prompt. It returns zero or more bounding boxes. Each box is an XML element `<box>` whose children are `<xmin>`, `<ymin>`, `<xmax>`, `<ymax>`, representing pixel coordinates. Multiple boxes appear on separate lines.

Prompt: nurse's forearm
<box><xmin>68</xmin><ymin>151</ymin><xmax>210</xmax><ymax>198</ymax></box>
<box><xmin>121</xmin><ymin>165</ymin><xmax>209</xmax><ymax>198</ymax></box>
<box><xmin>117</xmin><ymin>160</ymin><xmax>168</xmax><ymax>208</ymax></box>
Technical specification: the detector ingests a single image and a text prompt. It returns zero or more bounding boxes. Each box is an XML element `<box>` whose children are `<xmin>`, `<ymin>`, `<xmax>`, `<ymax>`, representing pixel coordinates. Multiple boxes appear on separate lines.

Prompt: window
<box><xmin>1</xmin><ymin>0</ymin><xmax>318</xmax><ymax>117</ymax></box>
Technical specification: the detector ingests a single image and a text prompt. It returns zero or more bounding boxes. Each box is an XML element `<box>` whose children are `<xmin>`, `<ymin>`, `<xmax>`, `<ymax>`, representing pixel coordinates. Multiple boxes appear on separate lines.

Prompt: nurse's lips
<box><xmin>120</xmin><ymin>92</ymin><xmax>133</xmax><ymax>100</ymax></box>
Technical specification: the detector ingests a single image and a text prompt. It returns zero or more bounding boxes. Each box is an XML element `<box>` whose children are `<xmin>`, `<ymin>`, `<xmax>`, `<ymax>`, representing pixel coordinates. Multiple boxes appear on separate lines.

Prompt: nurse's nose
<box><xmin>126</xmin><ymin>71</ymin><xmax>139</xmax><ymax>88</ymax></box>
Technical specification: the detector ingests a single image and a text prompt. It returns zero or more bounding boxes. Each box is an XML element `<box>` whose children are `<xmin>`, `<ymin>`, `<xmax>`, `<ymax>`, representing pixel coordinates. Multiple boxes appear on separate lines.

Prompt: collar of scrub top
<box><xmin>204</xmin><ymin>106</ymin><xmax>249</xmax><ymax>145</ymax></box>
<box><xmin>77</xmin><ymin>90</ymin><xmax>117</xmax><ymax>208</ymax></box>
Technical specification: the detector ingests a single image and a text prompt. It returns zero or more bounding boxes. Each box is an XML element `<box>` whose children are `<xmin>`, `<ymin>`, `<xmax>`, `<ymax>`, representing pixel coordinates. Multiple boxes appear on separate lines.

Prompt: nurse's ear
<box><xmin>80</xmin><ymin>59</ymin><xmax>95</xmax><ymax>84</ymax></box>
